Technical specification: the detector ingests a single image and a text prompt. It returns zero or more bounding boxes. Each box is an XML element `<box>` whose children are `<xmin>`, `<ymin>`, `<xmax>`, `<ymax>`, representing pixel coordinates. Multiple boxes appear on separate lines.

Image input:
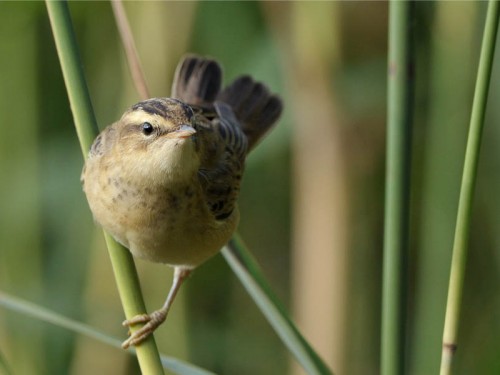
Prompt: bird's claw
<box><xmin>121</xmin><ymin>310</ymin><xmax>167</xmax><ymax>349</ymax></box>
<box><xmin>122</xmin><ymin>313</ymin><xmax>151</xmax><ymax>327</ymax></box>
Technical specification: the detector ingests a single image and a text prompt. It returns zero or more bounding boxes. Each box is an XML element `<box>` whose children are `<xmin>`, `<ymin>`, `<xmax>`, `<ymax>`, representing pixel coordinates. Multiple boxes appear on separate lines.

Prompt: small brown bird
<box><xmin>82</xmin><ymin>55</ymin><xmax>282</xmax><ymax>348</ymax></box>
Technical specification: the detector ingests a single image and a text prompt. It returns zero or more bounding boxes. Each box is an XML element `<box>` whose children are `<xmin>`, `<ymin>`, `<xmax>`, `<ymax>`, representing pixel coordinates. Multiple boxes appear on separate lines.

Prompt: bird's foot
<box><xmin>121</xmin><ymin>309</ymin><xmax>167</xmax><ymax>349</ymax></box>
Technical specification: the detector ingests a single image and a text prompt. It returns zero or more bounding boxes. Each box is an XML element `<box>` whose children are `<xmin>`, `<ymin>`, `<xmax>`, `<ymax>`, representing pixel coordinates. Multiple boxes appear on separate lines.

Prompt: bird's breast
<box><xmin>84</xmin><ymin>160</ymin><xmax>237</xmax><ymax>267</ymax></box>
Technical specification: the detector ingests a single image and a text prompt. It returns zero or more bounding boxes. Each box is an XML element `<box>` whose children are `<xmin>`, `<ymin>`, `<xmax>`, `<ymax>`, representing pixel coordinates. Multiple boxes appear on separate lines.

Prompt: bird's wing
<box><xmin>88</xmin><ymin>125</ymin><xmax>117</xmax><ymax>159</ymax></box>
<box><xmin>81</xmin><ymin>125</ymin><xmax>117</xmax><ymax>185</ymax></box>
<box><xmin>196</xmin><ymin>102</ymin><xmax>248</xmax><ymax>221</ymax></box>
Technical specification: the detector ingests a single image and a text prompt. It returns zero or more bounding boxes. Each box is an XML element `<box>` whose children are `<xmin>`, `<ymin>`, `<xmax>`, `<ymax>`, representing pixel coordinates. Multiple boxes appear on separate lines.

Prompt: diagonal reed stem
<box><xmin>45</xmin><ymin>1</ymin><xmax>164</xmax><ymax>374</ymax></box>
<box><xmin>110</xmin><ymin>0</ymin><xmax>150</xmax><ymax>100</ymax></box>
<box><xmin>222</xmin><ymin>235</ymin><xmax>332</xmax><ymax>375</ymax></box>
<box><xmin>440</xmin><ymin>2</ymin><xmax>500</xmax><ymax>374</ymax></box>
<box><xmin>0</xmin><ymin>291</ymin><xmax>214</xmax><ymax>375</ymax></box>
<box><xmin>381</xmin><ymin>1</ymin><xmax>414</xmax><ymax>374</ymax></box>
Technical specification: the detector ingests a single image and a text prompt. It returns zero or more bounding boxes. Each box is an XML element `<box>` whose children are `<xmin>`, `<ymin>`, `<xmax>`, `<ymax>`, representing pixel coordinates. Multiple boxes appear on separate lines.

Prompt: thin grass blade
<box><xmin>0</xmin><ymin>291</ymin><xmax>214</xmax><ymax>375</ymax></box>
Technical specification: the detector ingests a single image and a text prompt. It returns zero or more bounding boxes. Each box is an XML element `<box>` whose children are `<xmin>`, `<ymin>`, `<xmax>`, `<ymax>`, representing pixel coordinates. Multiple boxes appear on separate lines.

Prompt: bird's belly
<box><xmin>86</xmin><ymin>176</ymin><xmax>238</xmax><ymax>267</ymax></box>
<box><xmin>127</xmin><ymin>217</ymin><xmax>234</xmax><ymax>267</ymax></box>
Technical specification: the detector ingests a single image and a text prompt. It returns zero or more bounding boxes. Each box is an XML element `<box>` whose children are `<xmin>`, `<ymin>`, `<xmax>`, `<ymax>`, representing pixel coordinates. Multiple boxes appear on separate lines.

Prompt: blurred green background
<box><xmin>1</xmin><ymin>1</ymin><xmax>500</xmax><ymax>374</ymax></box>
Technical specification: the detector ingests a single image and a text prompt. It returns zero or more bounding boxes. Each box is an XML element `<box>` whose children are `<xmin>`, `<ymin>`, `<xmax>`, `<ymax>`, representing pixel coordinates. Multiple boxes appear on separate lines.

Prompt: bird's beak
<box><xmin>173</xmin><ymin>124</ymin><xmax>196</xmax><ymax>139</ymax></box>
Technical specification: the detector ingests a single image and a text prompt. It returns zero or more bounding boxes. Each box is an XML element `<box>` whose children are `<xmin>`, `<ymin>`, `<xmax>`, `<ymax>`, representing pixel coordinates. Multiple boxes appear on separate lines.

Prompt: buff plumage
<box><xmin>82</xmin><ymin>55</ymin><xmax>282</xmax><ymax>348</ymax></box>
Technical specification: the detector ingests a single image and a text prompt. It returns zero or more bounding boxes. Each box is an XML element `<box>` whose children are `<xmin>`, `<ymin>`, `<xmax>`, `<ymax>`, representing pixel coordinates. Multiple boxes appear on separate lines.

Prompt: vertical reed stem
<box><xmin>381</xmin><ymin>1</ymin><xmax>413</xmax><ymax>374</ymax></box>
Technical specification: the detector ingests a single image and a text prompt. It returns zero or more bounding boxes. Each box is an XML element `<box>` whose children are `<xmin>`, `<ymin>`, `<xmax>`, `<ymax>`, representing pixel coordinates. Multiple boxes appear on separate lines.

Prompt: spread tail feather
<box><xmin>171</xmin><ymin>55</ymin><xmax>222</xmax><ymax>109</ymax></box>
<box><xmin>172</xmin><ymin>55</ymin><xmax>282</xmax><ymax>151</ymax></box>
<box><xmin>217</xmin><ymin>76</ymin><xmax>282</xmax><ymax>151</ymax></box>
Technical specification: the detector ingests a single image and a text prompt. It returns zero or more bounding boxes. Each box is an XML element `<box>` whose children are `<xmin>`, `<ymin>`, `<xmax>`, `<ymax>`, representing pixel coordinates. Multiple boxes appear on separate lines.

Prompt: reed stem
<box><xmin>440</xmin><ymin>2</ymin><xmax>500</xmax><ymax>374</ymax></box>
<box><xmin>45</xmin><ymin>2</ymin><xmax>164</xmax><ymax>373</ymax></box>
<box><xmin>381</xmin><ymin>1</ymin><xmax>414</xmax><ymax>374</ymax></box>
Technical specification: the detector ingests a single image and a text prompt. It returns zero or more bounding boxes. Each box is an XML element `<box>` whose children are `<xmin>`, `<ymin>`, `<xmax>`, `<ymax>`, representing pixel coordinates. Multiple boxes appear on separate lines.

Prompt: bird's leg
<box><xmin>121</xmin><ymin>267</ymin><xmax>191</xmax><ymax>349</ymax></box>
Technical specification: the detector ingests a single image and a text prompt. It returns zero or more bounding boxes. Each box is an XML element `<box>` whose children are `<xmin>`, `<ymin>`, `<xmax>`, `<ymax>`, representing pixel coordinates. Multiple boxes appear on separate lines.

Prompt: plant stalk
<box><xmin>381</xmin><ymin>1</ymin><xmax>414</xmax><ymax>374</ymax></box>
<box><xmin>222</xmin><ymin>235</ymin><xmax>333</xmax><ymax>375</ymax></box>
<box><xmin>440</xmin><ymin>2</ymin><xmax>500</xmax><ymax>374</ymax></box>
<box><xmin>45</xmin><ymin>1</ymin><xmax>164</xmax><ymax>373</ymax></box>
<box><xmin>110</xmin><ymin>0</ymin><xmax>150</xmax><ymax>100</ymax></box>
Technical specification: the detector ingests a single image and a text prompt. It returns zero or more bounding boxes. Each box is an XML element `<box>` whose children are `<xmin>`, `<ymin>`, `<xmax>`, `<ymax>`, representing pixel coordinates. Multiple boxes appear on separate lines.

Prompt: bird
<box><xmin>81</xmin><ymin>55</ymin><xmax>282</xmax><ymax>348</ymax></box>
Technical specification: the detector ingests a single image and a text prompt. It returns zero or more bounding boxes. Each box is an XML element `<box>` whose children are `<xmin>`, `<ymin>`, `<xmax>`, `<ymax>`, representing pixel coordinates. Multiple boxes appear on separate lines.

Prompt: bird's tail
<box><xmin>171</xmin><ymin>55</ymin><xmax>222</xmax><ymax>109</ymax></box>
<box><xmin>218</xmin><ymin>76</ymin><xmax>282</xmax><ymax>151</ymax></box>
<box><xmin>172</xmin><ymin>55</ymin><xmax>283</xmax><ymax>151</ymax></box>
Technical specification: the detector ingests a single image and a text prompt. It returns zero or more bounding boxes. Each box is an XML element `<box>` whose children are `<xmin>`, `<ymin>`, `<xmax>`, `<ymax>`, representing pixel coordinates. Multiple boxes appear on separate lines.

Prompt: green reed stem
<box><xmin>223</xmin><ymin>235</ymin><xmax>333</xmax><ymax>375</ymax></box>
<box><xmin>45</xmin><ymin>2</ymin><xmax>164</xmax><ymax>373</ymax></box>
<box><xmin>440</xmin><ymin>2</ymin><xmax>500</xmax><ymax>374</ymax></box>
<box><xmin>45</xmin><ymin>1</ymin><xmax>97</xmax><ymax>154</ymax></box>
<box><xmin>381</xmin><ymin>1</ymin><xmax>413</xmax><ymax>374</ymax></box>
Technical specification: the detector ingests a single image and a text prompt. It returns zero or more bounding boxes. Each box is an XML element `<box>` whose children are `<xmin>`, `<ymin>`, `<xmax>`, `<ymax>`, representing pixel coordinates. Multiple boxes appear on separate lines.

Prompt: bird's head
<box><xmin>113</xmin><ymin>98</ymin><xmax>199</xmax><ymax>182</ymax></box>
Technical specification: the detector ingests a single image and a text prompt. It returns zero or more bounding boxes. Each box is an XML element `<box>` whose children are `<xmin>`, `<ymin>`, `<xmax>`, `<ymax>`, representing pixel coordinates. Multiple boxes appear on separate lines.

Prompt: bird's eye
<box><xmin>141</xmin><ymin>122</ymin><xmax>154</xmax><ymax>135</ymax></box>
